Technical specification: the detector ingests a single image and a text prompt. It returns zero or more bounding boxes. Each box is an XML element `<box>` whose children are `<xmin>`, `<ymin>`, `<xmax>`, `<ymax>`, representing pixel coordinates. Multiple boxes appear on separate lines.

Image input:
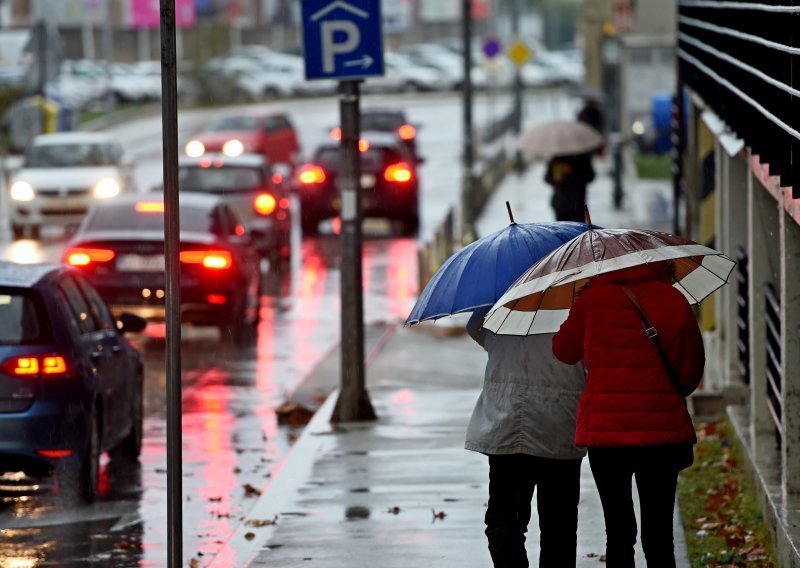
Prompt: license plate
<box><xmin>117</xmin><ymin>254</ymin><xmax>165</xmax><ymax>272</ymax></box>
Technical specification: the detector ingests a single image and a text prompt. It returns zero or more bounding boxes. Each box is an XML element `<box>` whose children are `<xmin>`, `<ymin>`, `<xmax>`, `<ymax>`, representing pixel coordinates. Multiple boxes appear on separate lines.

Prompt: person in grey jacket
<box><xmin>466</xmin><ymin>306</ymin><xmax>586</xmax><ymax>568</ymax></box>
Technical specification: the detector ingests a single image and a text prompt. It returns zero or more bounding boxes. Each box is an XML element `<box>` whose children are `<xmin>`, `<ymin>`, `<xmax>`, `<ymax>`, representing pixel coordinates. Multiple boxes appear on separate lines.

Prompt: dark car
<box><xmin>0</xmin><ymin>261</ymin><xmax>146</xmax><ymax>503</ymax></box>
<box><xmin>329</xmin><ymin>108</ymin><xmax>420</xmax><ymax>161</ymax></box>
<box><xmin>184</xmin><ymin>112</ymin><xmax>301</xmax><ymax>167</ymax></box>
<box><xmin>295</xmin><ymin>133</ymin><xmax>420</xmax><ymax>235</ymax></box>
<box><xmin>178</xmin><ymin>154</ymin><xmax>292</xmax><ymax>269</ymax></box>
<box><xmin>63</xmin><ymin>193</ymin><xmax>262</xmax><ymax>346</ymax></box>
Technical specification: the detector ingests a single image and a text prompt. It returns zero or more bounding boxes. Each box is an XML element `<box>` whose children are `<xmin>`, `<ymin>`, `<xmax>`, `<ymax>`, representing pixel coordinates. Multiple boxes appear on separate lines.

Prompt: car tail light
<box><xmin>397</xmin><ymin>124</ymin><xmax>416</xmax><ymax>140</ymax></box>
<box><xmin>37</xmin><ymin>449</ymin><xmax>74</xmax><ymax>458</ymax></box>
<box><xmin>297</xmin><ymin>165</ymin><xmax>327</xmax><ymax>185</ymax></box>
<box><xmin>0</xmin><ymin>354</ymin><xmax>73</xmax><ymax>379</ymax></box>
<box><xmin>179</xmin><ymin>250</ymin><xmax>232</xmax><ymax>270</ymax></box>
<box><xmin>330</xmin><ymin>127</ymin><xmax>342</xmax><ymax>140</ymax></box>
<box><xmin>135</xmin><ymin>201</ymin><xmax>165</xmax><ymax>213</ymax></box>
<box><xmin>358</xmin><ymin>140</ymin><xmax>370</xmax><ymax>152</ymax></box>
<box><xmin>272</xmin><ymin>172</ymin><xmax>283</xmax><ymax>185</ymax></box>
<box><xmin>384</xmin><ymin>162</ymin><xmax>414</xmax><ymax>183</ymax></box>
<box><xmin>65</xmin><ymin>248</ymin><xmax>116</xmax><ymax>267</ymax></box>
<box><xmin>206</xmin><ymin>294</ymin><xmax>227</xmax><ymax>305</ymax></box>
<box><xmin>254</xmin><ymin>193</ymin><xmax>277</xmax><ymax>215</ymax></box>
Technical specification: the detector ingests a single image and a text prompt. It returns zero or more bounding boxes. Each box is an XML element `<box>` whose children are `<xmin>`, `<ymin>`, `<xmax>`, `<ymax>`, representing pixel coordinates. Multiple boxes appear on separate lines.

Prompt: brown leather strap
<box><xmin>621</xmin><ymin>286</ymin><xmax>689</xmax><ymax>397</ymax></box>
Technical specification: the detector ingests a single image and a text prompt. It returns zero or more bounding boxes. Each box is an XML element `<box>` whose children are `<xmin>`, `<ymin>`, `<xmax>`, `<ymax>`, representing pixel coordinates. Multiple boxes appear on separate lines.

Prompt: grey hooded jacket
<box><xmin>464</xmin><ymin>307</ymin><xmax>587</xmax><ymax>459</ymax></box>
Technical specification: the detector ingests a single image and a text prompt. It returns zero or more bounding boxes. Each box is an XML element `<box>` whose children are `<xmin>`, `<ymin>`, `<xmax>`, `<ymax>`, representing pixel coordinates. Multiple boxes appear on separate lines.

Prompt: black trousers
<box><xmin>485</xmin><ymin>453</ymin><xmax>583</xmax><ymax>568</ymax></box>
<box><xmin>587</xmin><ymin>445</ymin><xmax>693</xmax><ymax>568</ymax></box>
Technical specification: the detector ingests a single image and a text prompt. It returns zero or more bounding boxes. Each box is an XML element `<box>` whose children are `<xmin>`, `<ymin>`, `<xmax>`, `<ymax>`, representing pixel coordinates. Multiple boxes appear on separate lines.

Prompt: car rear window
<box><xmin>85</xmin><ymin>203</ymin><xmax>216</xmax><ymax>233</ymax></box>
<box><xmin>315</xmin><ymin>146</ymin><xmax>391</xmax><ymax>171</ymax></box>
<box><xmin>26</xmin><ymin>143</ymin><xmax>118</xmax><ymax>167</ymax></box>
<box><xmin>0</xmin><ymin>289</ymin><xmax>45</xmax><ymax>345</ymax></box>
<box><xmin>361</xmin><ymin>113</ymin><xmax>404</xmax><ymax>131</ymax></box>
<box><xmin>206</xmin><ymin>116</ymin><xmax>260</xmax><ymax>131</ymax></box>
<box><xmin>179</xmin><ymin>166</ymin><xmax>263</xmax><ymax>193</ymax></box>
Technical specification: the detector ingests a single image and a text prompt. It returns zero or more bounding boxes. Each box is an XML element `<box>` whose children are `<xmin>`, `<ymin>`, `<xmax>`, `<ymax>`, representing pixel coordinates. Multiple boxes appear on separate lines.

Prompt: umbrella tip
<box><xmin>506</xmin><ymin>201</ymin><xmax>516</xmax><ymax>224</ymax></box>
<box><xmin>584</xmin><ymin>205</ymin><xmax>593</xmax><ymax>228</ymax></box>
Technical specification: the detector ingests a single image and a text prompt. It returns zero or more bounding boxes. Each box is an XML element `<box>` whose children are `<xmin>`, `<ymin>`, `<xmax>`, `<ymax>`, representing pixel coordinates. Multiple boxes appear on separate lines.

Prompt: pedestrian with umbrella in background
<box><xmin>483</xmin><ymin>214</ymin><xmax>736</xmax><ymax>567</ymax></box>
<box><xmin>516</xmin><ymin>120</ymin><xmax>604</xmax><ymax>223</ymax></box>
<box><xmin>407</xmin><ymin>205</ymin><xmax>595</xmax><ymax>568</ymax></box>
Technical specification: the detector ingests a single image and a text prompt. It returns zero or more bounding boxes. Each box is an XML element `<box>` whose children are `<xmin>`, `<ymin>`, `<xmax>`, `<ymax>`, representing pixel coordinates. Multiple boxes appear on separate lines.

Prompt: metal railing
<box><xmin>764</xmin><ymin>281</ymin><xmax>783</xmax><ymax>443</ymax></box>
<box><xmin>736</xmin><ymin>246</ymin><xmax>750</xmax><ymax>383</ymax></box>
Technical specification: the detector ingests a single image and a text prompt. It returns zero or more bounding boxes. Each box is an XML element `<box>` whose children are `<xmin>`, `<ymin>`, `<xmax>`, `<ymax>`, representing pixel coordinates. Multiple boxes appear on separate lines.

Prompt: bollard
<box><xmin>610</xmin><ymin>132</ymin><xmax>624</xmax><ymax>210</ymax></box>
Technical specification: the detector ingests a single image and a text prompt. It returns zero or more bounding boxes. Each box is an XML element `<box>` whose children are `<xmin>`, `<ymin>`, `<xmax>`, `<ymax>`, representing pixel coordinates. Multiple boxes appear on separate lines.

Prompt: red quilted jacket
<box><xmin>552</xmin><ymin>264</ymin><xmax>705</xmax><ymax>448</ymax></box>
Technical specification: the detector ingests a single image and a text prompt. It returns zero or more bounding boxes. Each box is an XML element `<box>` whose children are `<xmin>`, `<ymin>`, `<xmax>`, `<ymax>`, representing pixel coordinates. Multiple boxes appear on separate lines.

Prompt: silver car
<box><xmin>8</xmin><ymin>132</ymin><xmax>135</xmax><ymax>239</ymax></box>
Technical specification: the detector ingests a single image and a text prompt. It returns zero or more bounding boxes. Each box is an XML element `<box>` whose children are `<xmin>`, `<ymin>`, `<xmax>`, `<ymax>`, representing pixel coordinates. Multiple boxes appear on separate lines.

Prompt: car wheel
<box><xmin>263</xmin><ymin>86</ymin><xmax>281</xmax><ymax>99</ymax></box>
<box><xmin>60</xmin><ymin>408</ymin><xmax>100</xmax><ymax>504</ymax></box>
<box><xmin>109</xmin><ymin>372</ymin><xmax>143</xmax><ymax>462</ymax></box>
<box><xmin>403</xmin><ymin>81</ymin><xmax>423</xmax><ymax>93</ymax></box>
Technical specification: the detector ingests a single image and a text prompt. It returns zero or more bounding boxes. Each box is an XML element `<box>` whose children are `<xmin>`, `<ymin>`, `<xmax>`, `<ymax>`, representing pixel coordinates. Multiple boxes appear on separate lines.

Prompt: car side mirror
<box><xmin>117</xmin><ymin>312</ymin><xmax>147</xmax><ymax>334</ymax></box>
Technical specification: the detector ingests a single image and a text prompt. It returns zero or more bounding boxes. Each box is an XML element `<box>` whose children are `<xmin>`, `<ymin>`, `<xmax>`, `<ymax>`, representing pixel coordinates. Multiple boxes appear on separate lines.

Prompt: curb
<box><xmin>208</xmin><ymin>321</ymin><xmax>401</xmax><ymax>567</ymax></box>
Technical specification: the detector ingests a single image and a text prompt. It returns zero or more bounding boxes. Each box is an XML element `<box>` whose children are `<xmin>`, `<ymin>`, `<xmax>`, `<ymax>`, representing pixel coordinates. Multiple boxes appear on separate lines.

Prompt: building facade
<box><xmin>676</xmin><ymin>2</ymin><xmax>800</xmax><ymax>565</ymax></box>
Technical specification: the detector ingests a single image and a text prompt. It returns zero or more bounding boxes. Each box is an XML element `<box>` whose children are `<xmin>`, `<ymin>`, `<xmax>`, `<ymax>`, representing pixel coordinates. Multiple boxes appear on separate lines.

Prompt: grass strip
<box><xmin>678</xmin><ymin>415</ymin><xmax>777</xmax><ymax>567</ymax></box>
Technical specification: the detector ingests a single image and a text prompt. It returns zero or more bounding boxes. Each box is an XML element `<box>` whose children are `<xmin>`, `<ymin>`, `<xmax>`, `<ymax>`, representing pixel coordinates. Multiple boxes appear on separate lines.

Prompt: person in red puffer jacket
<box><xmin>552</xmin><ymin>261</ymin><xmax>705</xmax><ymax>568</ymax></box>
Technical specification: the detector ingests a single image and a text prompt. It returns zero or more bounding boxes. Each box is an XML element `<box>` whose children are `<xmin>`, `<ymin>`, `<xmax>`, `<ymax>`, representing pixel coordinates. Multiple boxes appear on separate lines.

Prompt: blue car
<box><xmin>0</xmin><ymin>261</ymin><xmax>146</xmax><ymax>503</ymax></box>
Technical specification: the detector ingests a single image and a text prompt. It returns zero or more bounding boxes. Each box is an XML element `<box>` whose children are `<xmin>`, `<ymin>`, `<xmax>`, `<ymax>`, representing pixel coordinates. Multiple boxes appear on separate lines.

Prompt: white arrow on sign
<box><xmin>343</xmin><ymin>54</ymin><xmax>374</xmax><ymax>69</ymax></box>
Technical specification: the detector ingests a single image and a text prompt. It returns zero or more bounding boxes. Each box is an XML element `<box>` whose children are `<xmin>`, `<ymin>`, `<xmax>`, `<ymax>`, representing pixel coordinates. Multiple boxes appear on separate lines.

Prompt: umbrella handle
<box><xmin>506</xmin><ymin>201</ymin><xmax>516</xmax><ymax>224</ymax></box>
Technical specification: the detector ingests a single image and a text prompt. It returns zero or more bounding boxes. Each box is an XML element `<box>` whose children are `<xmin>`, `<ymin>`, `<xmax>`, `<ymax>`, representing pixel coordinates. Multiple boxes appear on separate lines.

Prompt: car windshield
<box><xmin>205</xmin><ymin>116</ymin><xmax>260</xmax><ymax>131</ymax></box>
<box><xmin>85</xmin><ymin>203</ymin><xmax>215</xmax><ymax>233</ymax></box>
<box><xmin>179</xmin><ymin>166</ymin><xmax>263</xmax><ymax>193</ymax></box>
<box><xmin>0</xmin><ymin>290</ymin><xmax>44</xmax><ymax>345</ymax></box>
<box><xmin>361</xmin><ymin>113</ymin><xmax>404</xmax><ymax>131</ymax></box>
<box><xmin>26</xmin><ymin>143</ymin><xmax>118</xmax><ymax>168</ymax></box>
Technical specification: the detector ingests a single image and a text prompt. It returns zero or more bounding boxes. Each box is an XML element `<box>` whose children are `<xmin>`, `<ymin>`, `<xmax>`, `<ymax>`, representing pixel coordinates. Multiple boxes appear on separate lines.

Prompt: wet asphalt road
<box><xmin>0</xmin><ymin>90</ymin><xmax>575</xmax><ymax>566</ymax></box>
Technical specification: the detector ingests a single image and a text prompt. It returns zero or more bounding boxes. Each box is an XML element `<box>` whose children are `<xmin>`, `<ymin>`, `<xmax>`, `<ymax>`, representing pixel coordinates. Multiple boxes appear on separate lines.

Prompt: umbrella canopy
<box><xmin>483</xmin><ymin>227</ymin><xmax>736</xmax><ymax>336</ymax></box>
<box><xmin>406</xmin><ymin>221</ymin><xmax>593</xmax><ymax>325</ymax></box>
<box><xmin>516</xmin><ymin>120</ymin><xmax>605</xmax><ymax>160</ymax></box>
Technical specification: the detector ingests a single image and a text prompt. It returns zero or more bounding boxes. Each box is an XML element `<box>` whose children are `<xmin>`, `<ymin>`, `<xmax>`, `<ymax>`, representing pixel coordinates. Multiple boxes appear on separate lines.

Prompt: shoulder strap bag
<box><xmin>621</xmin><ymin>286</ymin><xmax>690</xmax><ymax>397</ymax></box>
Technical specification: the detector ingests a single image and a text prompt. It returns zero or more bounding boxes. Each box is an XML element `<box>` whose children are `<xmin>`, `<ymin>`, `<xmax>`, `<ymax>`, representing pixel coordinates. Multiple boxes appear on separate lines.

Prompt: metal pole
<box><xmin>103</xmin><ymin>0</ymin><xmax>115</xmax><ymax>110</ymax></box>
<box><xmin>331</xmin><ymin>80</ymin><xmax>376</xmax><ymax>423</ymax></box>
<box><xmin>461</xmin><ymin>0</ymin><xmax>475</xmax><ymax>242</ymax></box>
<box><xmin>158</xmin><ymin>1</ymin><xmax>183</xmax><ymax>566</ymax></box>
<box><xmin>511</xmin><ymin>0</ymin><xmax>525</xmax><ymax>173</ymax></box>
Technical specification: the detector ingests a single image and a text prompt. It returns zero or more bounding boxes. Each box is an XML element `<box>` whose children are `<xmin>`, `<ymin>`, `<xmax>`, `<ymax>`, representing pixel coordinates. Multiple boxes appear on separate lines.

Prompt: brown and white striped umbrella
<box><xmin>483</xmin><ymin>228</ymin><xmax>736</xmax><ymax>336</ymax></box>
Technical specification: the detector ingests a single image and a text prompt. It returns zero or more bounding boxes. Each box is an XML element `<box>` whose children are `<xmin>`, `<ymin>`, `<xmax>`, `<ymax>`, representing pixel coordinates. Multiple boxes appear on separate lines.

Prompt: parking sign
<box><xmin>301</xmin><ymin>0</ymin><xmax>385</xmax><ymax>81</ymax></box>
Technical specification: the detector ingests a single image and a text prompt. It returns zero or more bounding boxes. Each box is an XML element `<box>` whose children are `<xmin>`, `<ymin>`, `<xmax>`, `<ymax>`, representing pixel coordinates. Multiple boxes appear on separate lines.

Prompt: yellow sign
<box><xmin>507</xmin><ymin>41</ymin><xmax>532</xmax><ymax>67</ymax></box>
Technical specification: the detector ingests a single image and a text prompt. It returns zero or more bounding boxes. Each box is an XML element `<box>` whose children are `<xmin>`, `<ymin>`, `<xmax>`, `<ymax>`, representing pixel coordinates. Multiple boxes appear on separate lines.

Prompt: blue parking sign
<box><xmin>301</xmin><ymin>0</ymin><xmax>385</xmax><ymax>81</ymax></box>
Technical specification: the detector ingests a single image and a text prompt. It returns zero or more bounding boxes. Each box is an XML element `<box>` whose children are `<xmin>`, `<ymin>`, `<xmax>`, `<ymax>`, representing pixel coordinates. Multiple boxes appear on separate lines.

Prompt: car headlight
<box><xmin>222</xmin><ymin>139</ymin><xmax>245</xmax><ymax>157</ymax></box>
<box><xmin>185</xmin><ymin>140</ymin><xmax>205</xmax><ymax>157</ymax></box>
<box><xmin>10</xmin><ymin>181</ymin><xmax>34</xmax><ymax>201</ymax></box>
<box><xmin>632</xmin><ymin>121</ymin><xmax>646</xmax><ymax>136</ymax></box>
<box><xmin>94</xmin><ymin>178</ymin><xmax>121</xmax><ymax>199</ymax></box>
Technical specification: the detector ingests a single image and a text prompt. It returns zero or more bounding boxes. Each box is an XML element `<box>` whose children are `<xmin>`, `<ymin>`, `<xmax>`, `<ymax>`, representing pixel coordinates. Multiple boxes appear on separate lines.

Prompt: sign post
<box><xmin>301</xmin><ymin>0</ymin><xmax>384</xmax><ymax>422</ymax></box>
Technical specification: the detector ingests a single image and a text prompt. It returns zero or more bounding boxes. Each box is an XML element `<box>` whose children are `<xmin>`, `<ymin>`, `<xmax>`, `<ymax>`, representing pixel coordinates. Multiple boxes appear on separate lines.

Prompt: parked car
<box><xmin>8</xmin><ymin>132</ymin><xmax>136</xmax><ymax>240</ymax></box>
<box><xmin>184</xmin><ymin>112</ymin><xmax>301</xmax><ymax>168</ymax></box>
<box><xmin>63</xmin><ymin>193</ymin><xmax>262</xmax><ymax>346</ymax></box>
<box><xmin>0</xmin><ymin>261</ymin><xmax>146</xmax><ymax>503</ymax></box>
<box><xmin>361</xmin><ymin>52</ymin><xmax>450</xmax><ymax>93</ymax></box>
<box><xmin>178</xmin><ymin>154</ymin><xmax>292</xmax><ymax>268</ymax></box>
<box><xmin>295</xmin><ymin>133</ymin><xmax>420</xmax><ymax>236</ymax></box>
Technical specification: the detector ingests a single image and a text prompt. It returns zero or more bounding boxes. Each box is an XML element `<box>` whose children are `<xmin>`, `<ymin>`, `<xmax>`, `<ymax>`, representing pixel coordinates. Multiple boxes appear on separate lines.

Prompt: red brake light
<box><xmin>297</xmin><ymin>165</ymin><xmax>327</xmax><ymax>185</ymax></box>
<box><xmin>179</xmin><ymin>250</ymin><xmax>232</xmax><ymax>270</ymax></box>
<box><xmin>384</xmin><ymin>162</ymin><xmax>414</xmax><ymax>183</ymax></box>
<box><xmin>235</xmin><ymin>224</ymin><xmax>246</xmax><ymax>236</ymax></box>
<box><xmin>271</xmin><ymin>172</ymin><xmax>283</xmax><ymax>185</ymax></box>
<box><xmin>65</xmin><ymin>248</ymin><xmax>116</xmax><ymax>267</ymax></box>
<box><xmin>397</xmin><ymin>124</ymin><xmax>416</xmax><ymax>140</ymax></box>
<box><xmin>330</xmin><ymin>127</ymin><xmax>342</xmax><ymax>140</ymax></box>
<box><xmin>1</xmin><ymin>354</ymin><xmax>73</xmax><ymax>379</ymax></box>
<box><xmin>37</xmin><ymin>449</ymin><xmax>74</xmax><ymax>458</ymax></box>
<box><xmin>254</xmin><ymin>193</ymin><xmax>277</xmax><ymax>215</ymax></box>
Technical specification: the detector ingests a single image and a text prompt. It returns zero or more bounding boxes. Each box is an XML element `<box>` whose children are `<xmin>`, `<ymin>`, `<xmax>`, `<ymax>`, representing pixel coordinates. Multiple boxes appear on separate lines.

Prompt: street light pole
<box><xmin>461</xmin><ymin>0</ymin><xmax>475</xmax><ymax>242</ymax></box>
<box><xmin>511</xmin><ymin>0</ymin><xmax>524</xmax><ymax>172</ymax></box>
<box><xmin>331</xmin><ymin>79</ymin><xmax>376</xmax><ymax>423</ymax></box>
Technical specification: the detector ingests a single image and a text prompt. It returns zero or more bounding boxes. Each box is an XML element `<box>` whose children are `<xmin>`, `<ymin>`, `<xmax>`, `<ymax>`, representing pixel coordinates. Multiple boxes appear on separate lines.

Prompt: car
<box><xmin>330</xmin><ymin>108</ymin><xmax>422</xmax><ymax>162</ymax></box>
<box><xmin>8</xmin><ymin>132</ymin><xmax>136</xmax><ymax>240</ymax></box>
<box><xmin>184</xmin><ymin>112</ymin><xmax>301</xmax><ymax>168</ymax></box>
<box><xmin>295</xmin><ymin>133</ymin><xmax>420</xmax><ymax>236</ymax></box>
<box><xmin>63</xmin><ymin>193</ymin><xmax>262</xmax><ymax>346</ymax></box>
<box><xmin>361</xmin><ymin>52</ymin><xmax>450</xmax><ymax>93</ymax></box>
<box><xmin>178</xmin><ymin>154</ymin><xmax>292</xmax><ymax>268</ymax></box>
<box><xmin>0</xmin><ymin>261</ymin><xmax>146</xmax><ymax>503</ymax></box>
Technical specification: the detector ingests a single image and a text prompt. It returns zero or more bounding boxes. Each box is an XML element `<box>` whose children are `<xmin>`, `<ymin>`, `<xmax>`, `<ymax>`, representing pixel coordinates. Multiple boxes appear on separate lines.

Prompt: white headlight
<box><xmin>94</xmin><ymin>178</ymin><xmax>121</xmax><ymax>199</ymax></box>
<box><xmin>185</xmin><ymin>140</ymin><xmax>205</xmax><ymax>157</ymax></box>
<box><xmin>10</xmin><ymin>181</ymin><xmax>34</xmax><ymax>201</ymax></box>
<box><xmin>222</xmin><ymin>139</ymin><xmax>245</xmax><ymax>157</ymax></box>
<box><xmin>632</xmin><ymin>121</ymin><xmax>646</xmax><ymax>136</ymax></box>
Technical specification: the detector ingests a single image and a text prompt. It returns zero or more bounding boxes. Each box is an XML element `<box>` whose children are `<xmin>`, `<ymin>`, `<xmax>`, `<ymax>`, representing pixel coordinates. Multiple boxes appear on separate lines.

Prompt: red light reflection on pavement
<box><xmin>387</xmin><ymin>239</ymin><xmax>417</xmax><ymax>319</ymax></box>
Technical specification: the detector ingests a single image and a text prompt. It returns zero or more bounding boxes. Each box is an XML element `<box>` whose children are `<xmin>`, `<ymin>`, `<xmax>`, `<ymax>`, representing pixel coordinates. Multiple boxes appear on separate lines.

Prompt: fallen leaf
<box><xmin>431</xmin><ymin>508</ymin><xmax>446</xmax><ymax>521</ymax></box>
<box><xmin>387</xmin><ymin>506</ymin><xmax>401</xmax><ymax>515</ymax></box>
<box><xmin>244</xmin><ymin>532</ymin><xmax>255</xmax><ymax>541</ymax></box>
<box><xmin>189</xmin><ymin>559</ymin><xmax>200</xmax><ymax>568</ymax></box>
<box><xmin>243</xmin><ymin>483</ymin><xmax>262</xmax><ymax>497</ymax></box>
<box><xmin>208</xmin><ymin>496</ymin><xmax>222</xmax><ymax>502</ymax></box>
<box><xmin>247</xmin><ymin>516</ymin><xmax>279</xmax><ymax>527</ymax></box>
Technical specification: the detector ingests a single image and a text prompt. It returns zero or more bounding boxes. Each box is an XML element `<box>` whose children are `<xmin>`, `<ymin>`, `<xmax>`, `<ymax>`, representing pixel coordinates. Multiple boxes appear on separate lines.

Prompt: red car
<box><xmin>184</xmin><ymin>112</ymin><xmax>301</xmax><ymax>167</ymax></box>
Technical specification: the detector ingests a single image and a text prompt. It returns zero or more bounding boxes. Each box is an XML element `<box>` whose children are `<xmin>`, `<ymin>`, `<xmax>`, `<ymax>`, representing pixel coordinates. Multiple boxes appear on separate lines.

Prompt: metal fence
<box><xmin>764</xmin><ymin>281</ymin><xmax>783</xmax><ymax>444</ymax></box>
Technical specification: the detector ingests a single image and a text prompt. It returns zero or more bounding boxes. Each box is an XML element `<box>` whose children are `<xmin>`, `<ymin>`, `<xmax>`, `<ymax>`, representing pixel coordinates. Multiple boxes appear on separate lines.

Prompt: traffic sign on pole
<box><xmin>301</xmin><ymin>0</ymin><xmax>385</xmax><ymax>81</ymax></box>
